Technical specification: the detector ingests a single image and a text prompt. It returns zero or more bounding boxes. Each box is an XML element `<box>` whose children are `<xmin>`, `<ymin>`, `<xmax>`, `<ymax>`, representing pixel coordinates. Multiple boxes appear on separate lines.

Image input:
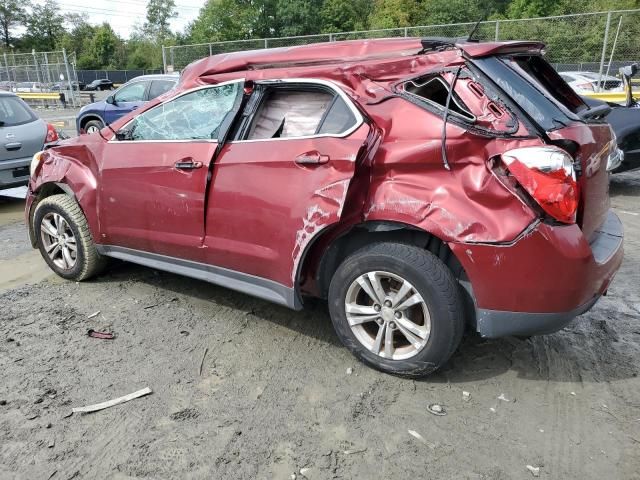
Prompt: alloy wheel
<box><xmin>40</xmin><ymin>212</ymin><xmax>77</xmax><ymax>270</ymax></box>
<box><xmin>344</xmin><ymin>271</ymin><xmax>431</xmax><ymax>360</ymax></box>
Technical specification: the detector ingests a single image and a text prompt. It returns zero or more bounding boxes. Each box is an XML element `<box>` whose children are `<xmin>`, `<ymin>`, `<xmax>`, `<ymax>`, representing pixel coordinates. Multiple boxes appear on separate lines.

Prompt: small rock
<box><xmin>346</xmin><ymin>367</ymin><xmax>353</xmax><ymax>375</ymax></box>
<box><xmin>290</xmin><ymin>474</ymin><xmax>296</xmax><ymax>480</ymax></box>
<box><xmin>490</xmin><ymin>407</ymin><xmax>496</xmax><ymax>413</ymax></box>
<box><xmin>0</xmin><ymin>400</ymin><xmax>6</xmax><ymax>406</ymax></box>
<box><xmin>26</xmin><ymin>413</ymin><xmax>39</xmax><ymax>420</ymax></box>
<box><xmin>300</xmin><ymin>467</ymin><xmax>310</xmax><ymax>477</ymax></box>
<box><xmin>427</xmin><ymin>404</ymin><xmax>446</xmax><ymax>416</ymax></box>
<box><xmin>539</xmin><ymin>429</ymin><xmax>544</xmax><ymax>433</ymax></box>
<box><xmin>48</xmin><ymin>438</ymin><xmax>55</xmax><ymax>448</ymax></box>
<box><xmin>34</xmin><ymin>397</ymin><xmax>44</xmax><ymax>404</ymax></box>
<box><xmin>46</xmin><ymin>423</ymin><xmax>52</xmax><ymax>429</ymax></box>
<box><xmin>526</xmin><ymin>465</ymin><xmax>540</xmax><ymax>477</ymax></box>
<box><xmin>570</xmin><ymin>392</ymin><xmax>576</xmax><ymax>396</ymax></box>
<box><xmin>462</xmin><ymin>391</ymin><xmax>471</xmax><ymax>402</ymax></box>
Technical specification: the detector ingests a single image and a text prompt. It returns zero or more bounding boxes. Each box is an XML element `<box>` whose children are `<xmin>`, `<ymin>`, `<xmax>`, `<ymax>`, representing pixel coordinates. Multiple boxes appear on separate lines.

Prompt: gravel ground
<box><xmin>0</xmin><ymin>172</ymin><xmax>639</xmax><ymax>480</ymax></box>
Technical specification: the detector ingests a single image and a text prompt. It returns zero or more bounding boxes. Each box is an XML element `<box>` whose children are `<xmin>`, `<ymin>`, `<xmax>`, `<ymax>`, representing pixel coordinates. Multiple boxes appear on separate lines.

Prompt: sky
<box><xmin>53</xmin><ymin>0</ymin><xmax>204</xmax><ymax>38</ymax></box>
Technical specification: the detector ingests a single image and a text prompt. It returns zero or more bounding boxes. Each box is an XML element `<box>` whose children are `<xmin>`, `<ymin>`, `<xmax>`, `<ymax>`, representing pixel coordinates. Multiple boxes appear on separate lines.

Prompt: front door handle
<box><xmin>295</xmin><ymin>151</ymin><xmax>330</xmax><ymax>165</ymax></box>
<box><xmin>174</xmin><ymin>158</ymin><xmax>203</xmax><ymax>170</ymax></box>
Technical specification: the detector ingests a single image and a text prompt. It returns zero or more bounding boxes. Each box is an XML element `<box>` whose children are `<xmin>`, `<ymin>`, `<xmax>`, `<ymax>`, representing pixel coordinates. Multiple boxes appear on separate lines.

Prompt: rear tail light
<box><xmin>501</xmin><ymin>146</ymin><xmax>579</xmax><ymax>224</ymax></box>
<box><xmin>45</xmin><ymin>123</ymin><xmax>59</xmax><ymax>143</ymax></box>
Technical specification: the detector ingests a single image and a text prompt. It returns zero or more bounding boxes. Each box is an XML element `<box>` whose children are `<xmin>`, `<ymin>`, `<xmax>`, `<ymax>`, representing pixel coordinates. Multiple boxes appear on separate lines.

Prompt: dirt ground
<box><xmin>1</xmin><ymin>172</ymin><xmax>639</xmax><ymax>480</ymax></box>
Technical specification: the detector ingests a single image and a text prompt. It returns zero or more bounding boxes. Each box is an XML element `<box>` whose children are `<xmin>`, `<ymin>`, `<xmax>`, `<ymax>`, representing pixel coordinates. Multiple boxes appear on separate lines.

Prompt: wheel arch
<box><xmin>78</xmin><ymin>113</ymin><xmax>104</xmax><ymax>131</ymax></box>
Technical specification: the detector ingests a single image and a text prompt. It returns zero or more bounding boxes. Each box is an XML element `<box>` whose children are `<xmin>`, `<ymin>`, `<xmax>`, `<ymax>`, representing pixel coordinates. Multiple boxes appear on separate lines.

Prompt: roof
<box><xmin>178</xmin><ymin>38</ymin><xmax>546</xmax><ymax>90</ymax></box>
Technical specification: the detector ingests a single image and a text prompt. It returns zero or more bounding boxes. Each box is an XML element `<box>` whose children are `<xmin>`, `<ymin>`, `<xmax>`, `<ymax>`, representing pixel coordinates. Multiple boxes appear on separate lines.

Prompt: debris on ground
<box><xmin>570</xmin><ymin>392</ymin><xmax>577</xmax><ymax>396</ymax></box>
<box><xmin>71</xmin><ymin>387</ymin><xmax>152</xmax><ymax>414</ymax></box>
<box><xmin>48</xmin><ymin>438</ymin><xmax>55</xmax><ymax>448</ymax></box>
<box><xmin>199</xmin><ymin>347</ymin><xmax>208</xmax><ymax>376</ymax></box>
<box><xmin>346</xmin><ymin>367</ymin><xmax>353</xmax><ymax>375</ymax></box>
<box><xmin>427</xmin><ymin>403</ymin><xmax>447</xmax><ymax>416</ymax></box>
<box><xmin>87</xmin><ymin>311</ymin><xmax>100</xmax><ymax>319</ymax></box>
<box><xmin>299</xmin><ymin>467</ymin><xmax>311</xmax><ymax>477</ymax></box>
<box><xmin>498</xmin><ymin>393</ymin><xmax>510</xmax><ymax>402</ymax></box>
<box><xmin>343</xmin><ymin>448</ymin><xmax>367</xmax><ymax>455</ymax></box>
<box><xmin>490</xmin><ymin>407</ymin><xmax>497</xmax><ymax>413</ymax></box>
<box><xmin>462</xmin><ymin>391</ymin><xmax>471</xmax><ymax>402</ymax></box>
<box><xmin>526</xmin><ymin>465</ymin><xmax>541</xmax><ymax>477</ymax></box>
<box><xmin>87</xmin><ymin>329</ymin><xmax>114</xmax><ymax>340</ymax></box>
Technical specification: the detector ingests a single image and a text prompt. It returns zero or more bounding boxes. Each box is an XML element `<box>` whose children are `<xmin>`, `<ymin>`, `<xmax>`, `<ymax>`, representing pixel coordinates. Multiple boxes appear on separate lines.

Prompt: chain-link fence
<box><xmin>0</xmin><ymin>49</ymin><xmax>80</xmax><ymax>106</ymax></box>
<box><xmin>164</xmin><ymin>8</ymin><xmax>640</xmax><ymax>84</ymax></box>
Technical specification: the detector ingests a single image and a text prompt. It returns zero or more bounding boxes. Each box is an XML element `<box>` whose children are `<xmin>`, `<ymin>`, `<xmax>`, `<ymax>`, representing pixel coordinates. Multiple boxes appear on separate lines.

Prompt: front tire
<box><xmin>84</xmin><ymin>119</ymin><xmax>104</xmax><ymax>134</ymax></box>
<box><xmin>328</xmin><ymin>242</ymin><xmax>464</xmax><ymax>377</ymax></box>
<box><xmin>33</xmin><ymin>194</ymin><xmax>107</xmax><ymax>281</ymax></box>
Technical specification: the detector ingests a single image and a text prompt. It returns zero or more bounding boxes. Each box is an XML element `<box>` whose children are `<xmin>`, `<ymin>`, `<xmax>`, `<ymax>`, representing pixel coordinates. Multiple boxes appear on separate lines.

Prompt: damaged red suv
<box><xmin>26</xmin><ymin>38</ymin><xmax>623</xmax><ymax>376</ymax></box>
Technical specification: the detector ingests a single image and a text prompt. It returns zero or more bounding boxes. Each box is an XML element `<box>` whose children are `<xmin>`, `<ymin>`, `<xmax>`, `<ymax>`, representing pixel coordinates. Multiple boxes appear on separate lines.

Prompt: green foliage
<box><xmin>144</xmin><ymin>0</ymin><xmax>177</xmax><ymax>40</ymax></box>
<box><xmin>22</xmin><ymin>0</ymin><xmax>65</xmax><ymax>51</ymax></box>
<box><xmin>0</xmin><ymin>0</ymin><xmax>26</xmax><ymax>47</ymax></box>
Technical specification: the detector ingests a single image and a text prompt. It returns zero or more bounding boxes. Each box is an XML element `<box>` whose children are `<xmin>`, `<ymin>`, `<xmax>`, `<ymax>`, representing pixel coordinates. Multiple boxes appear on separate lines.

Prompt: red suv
<box><xmin>25</xmin><ymin>38</ymin><xmax>623</xmax><ymax>376</ymax></box>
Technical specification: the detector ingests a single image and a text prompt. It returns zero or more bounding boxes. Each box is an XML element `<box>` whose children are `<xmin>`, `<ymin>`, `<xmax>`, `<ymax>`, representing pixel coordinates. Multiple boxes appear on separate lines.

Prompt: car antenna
<box><xmin>466</xmin><ymin>19</ymin><xmax>483</xmax><ymax>42</ymax></box>
<box><xmin>441</xmin><ymin>66</ymin><xmax>462</xmax><ymax>171</ymax></box>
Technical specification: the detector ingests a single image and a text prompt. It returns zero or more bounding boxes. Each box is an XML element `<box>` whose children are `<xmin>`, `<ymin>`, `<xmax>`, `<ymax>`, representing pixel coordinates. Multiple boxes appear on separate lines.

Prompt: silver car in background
<box><xmin>559</xmin><ymin>71</ymin><xmax>623</xmax><ymax>94</ymax></box>
<box><xmin>0</xmin><ymin>92</ymin><xmax>59</xmax><ymax>189</ymax></box>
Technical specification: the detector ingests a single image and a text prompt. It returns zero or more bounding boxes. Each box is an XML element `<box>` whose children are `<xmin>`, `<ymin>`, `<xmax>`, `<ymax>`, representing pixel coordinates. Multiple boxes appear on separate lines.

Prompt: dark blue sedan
<box><xmin>76</xmin><ymin>74</ymin><xmax>178</xmax><ymax>134</ymax></box>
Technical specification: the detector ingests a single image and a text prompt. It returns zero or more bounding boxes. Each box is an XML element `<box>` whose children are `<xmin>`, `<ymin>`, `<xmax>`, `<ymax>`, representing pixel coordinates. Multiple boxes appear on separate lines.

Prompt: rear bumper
<box><xmin>0</xmin><ymin>156</ymin><xmax>30</xmax><ymax>187</ymax></box>
<box><xmin>452</xmin><ymin>209</ymin><xmax>623</xmax><ymax>337</ymax></box>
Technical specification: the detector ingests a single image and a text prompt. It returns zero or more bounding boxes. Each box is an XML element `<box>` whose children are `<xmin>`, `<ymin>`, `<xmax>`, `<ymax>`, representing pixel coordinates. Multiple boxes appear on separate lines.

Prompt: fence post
<box><xmin>404</xmin><ymin>27</ymin><xmax>408</xmax><ymax>37</ymax></box>
<box><xmin>32</xmin><ymin>49</ymin><xmax>43</xmax><ymax>86</ymax></box>
<box><xmin>161</xmin><ymin>45</ymin><xmax>167</xmax><ymax>73</ymax></box>
<box><xmin>264</xmin><ymin>38</ymin><xmax>268</xmax><ymax>48</ymax></box>
<box><xmin>209</xmin><ymin>43</ymin><xmax>212</xmax><ymax>56</ymax></box>
<box><xmin>495</xmin><ymin>20</ymin><xmax>500</xmax><ymax>41</ymax></box>
<box><xmin>597</xmin><ymin>11</ymin><xmax>612</xmax><ymax>93</ymax></box>
<box><xmin>62</xmin><ymin>48</ymin><xmax>75</xmax><ymax>107</ymax></box>
<box><xmin>3</xmin><ymin>53</ymin><xmax>9</xmax><ymax>83</ymax></box>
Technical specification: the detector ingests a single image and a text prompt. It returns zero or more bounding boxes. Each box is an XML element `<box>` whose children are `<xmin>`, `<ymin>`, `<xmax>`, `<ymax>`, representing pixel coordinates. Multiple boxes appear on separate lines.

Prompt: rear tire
<box><xmin>33</xmin><ymin>194</ymin><xmax>107</xmax><ymax>281</ymax></box>
<box><xmin>328</xmin><ymin>242</ymin><xmax>464</xmax><ymax>377</ymax></box>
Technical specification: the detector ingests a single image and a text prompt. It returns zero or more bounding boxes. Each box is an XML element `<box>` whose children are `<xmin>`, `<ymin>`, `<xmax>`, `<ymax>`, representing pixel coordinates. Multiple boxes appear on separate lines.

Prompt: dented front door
<box><xmin>203</xmin><ymin>123</ymin><xmax>370</xmax><ymax>288</ymax></box>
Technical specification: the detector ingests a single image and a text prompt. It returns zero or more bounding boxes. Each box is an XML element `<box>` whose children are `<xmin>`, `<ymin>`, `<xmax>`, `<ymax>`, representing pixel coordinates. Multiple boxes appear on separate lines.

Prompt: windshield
<box><xmin>0</xmin><ymin>96</ymin><xmax>37</xmax><ymax>126</ymax></box>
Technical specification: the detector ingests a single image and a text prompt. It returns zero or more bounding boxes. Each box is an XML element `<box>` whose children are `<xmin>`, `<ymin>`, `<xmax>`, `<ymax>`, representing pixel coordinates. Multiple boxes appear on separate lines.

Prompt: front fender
<box><xmin>30</xmin><ymin>139</ymin><xmax>103</xmax><ymax>243</ymax></box>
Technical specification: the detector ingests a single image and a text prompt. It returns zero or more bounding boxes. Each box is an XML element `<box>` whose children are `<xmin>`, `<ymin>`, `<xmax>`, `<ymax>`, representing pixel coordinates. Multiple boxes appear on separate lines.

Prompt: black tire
<box><xmin>33</xmin><ymin>194</ymin><xmax>107</xmax><ymax>281</ymax></box>
<box><xmin>328</xmin><ymin>242</ymin><xmax>464</xmax><ymax>377</ymax></box>
<box><xmin>84</xmin><ymin>119</ymin><xmax>104</xmax><ymax>134</ymax></box>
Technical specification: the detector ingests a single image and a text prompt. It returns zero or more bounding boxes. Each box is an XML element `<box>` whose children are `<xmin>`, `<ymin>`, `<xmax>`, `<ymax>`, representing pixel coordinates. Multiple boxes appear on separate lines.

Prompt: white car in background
<box><xmin>559</xmin><ymin>71</ymin><xmax>623</xmax><ymax>93</ymax></box>
<box><xmin>12</xmin><ymin>82</ymin><xmax>45</xmax><ymax>93</ymax></box>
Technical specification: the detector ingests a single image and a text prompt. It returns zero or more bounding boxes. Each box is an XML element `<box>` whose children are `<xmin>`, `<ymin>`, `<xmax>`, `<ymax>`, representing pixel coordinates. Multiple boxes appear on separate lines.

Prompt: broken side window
<box><xmin>399</xmin><ymin>68</ymin><xmax>520</xmax><ymax>135</ymax></box>
<box><xmin>246</xmin><ymin>87</ymin><xmax>357</xmax><ymax>140</ymax></box>
<box><xmin>125</xmin><ymin>82</ymin><xmax>242</xmax><ymax>141</ymax></box>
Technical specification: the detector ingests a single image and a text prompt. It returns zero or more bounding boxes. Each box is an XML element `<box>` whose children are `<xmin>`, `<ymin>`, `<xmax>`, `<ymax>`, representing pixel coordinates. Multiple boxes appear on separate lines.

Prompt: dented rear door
<box><xmin>203</xmin><ymin>81</ymin><xmax>370</xmax><ymax>288</ymax></box>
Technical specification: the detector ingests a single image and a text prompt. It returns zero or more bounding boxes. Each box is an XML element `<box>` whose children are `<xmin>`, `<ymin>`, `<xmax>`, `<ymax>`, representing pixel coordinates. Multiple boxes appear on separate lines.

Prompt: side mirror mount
<box><xmin>106</xmin><ymin>95</ymin><xmax>116</xmax><ymax>105</ymax></box>
<box><xmin>115</xmin><ymin>128</ymin><xmax>130</xmax><ymax>141</ymax></box>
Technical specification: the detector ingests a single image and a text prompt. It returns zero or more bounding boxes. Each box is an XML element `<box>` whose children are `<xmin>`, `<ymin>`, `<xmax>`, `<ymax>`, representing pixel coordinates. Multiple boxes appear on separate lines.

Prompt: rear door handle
<box><xmin>5</xmin><ymin>142</ymin><xmax>22</xmax><ymax>151</ymax></box>
<box><xmin>174</xmin><ymin>158</ymin><xmax>203</xmax><ymax>170</ymax></box>
<box><xmin>295</xmin><ymin>151</ymin><xmax>330</xmax><ymax>166</ymax></box>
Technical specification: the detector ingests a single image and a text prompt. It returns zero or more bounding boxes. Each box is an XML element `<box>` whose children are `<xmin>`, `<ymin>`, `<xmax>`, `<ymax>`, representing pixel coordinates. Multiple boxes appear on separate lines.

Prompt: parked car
<box><xmin>27</xmin><ymin>38</ymin><xmax>623</xmax><ymax>376</ymax></box>
<box><xmin>76</xmin><ymin>74</ymin><xmax>178</xmax><ymax>134</ymax></box>
<box><xmin>50</xmin><ymin>80</ymin><xmax>85</xmax><ymax>91</ymax></box>
<box><xmin>84</xmin><ymin>79</ymin><xmax>114</xmax><ymax>91</ymax></box>
<box><xmin>0</xmin><ymin>81</ymin><xmax>15</xmax><ymax>91</ymax></box>
<box><xmin>0</xmin><ymin>92</ymin><xmax>59</xmax><ymax>189</ymax></box>
<box><xmin>560</xmin><ymin>71</ymin><xmax>623</xmax><ymax>94</ymax></box>
<box><xmin>581</xmin><ymin>63</ymin><xmax>640</xmax><ymax>173</ymax></box>
<box><xmin>12</xmin><ymin>82</ymin><xmax>45</xmax><ymax>93</ymax></box>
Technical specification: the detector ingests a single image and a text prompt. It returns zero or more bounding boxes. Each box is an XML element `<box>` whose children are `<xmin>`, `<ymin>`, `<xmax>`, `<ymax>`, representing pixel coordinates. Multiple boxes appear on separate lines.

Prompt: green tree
<box><xmin>275</xmin><ymin>0</ymin><xmax>324</xmax><ymax>36</ymax></box>
<box><xmin>145</xmin><ymin>0</ymin><xmax>177</xmax><ymax>39</ymax></box>
<box><xmin>0</xmin><ymin>0</ymin><xmax>26</xmax><ymax>48</ymax></box>
<box><xmin>320</xmin><ymin>0</ymin><xmax>371</xmax><ymax>33</ymax></box>
<box><xmin>22</xmin><ymin>0</ymin><xmax>65</xmax><ymax>51</ymax></box>
<box><xmin>368</xmin><ymin>0</ymin><xmax>420</xmax><ymax>29</ymax></box>
<box><xmin>187</xmin><ymin>0</ymin><xmax>256</xmax><ymax>42</ymax></box>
